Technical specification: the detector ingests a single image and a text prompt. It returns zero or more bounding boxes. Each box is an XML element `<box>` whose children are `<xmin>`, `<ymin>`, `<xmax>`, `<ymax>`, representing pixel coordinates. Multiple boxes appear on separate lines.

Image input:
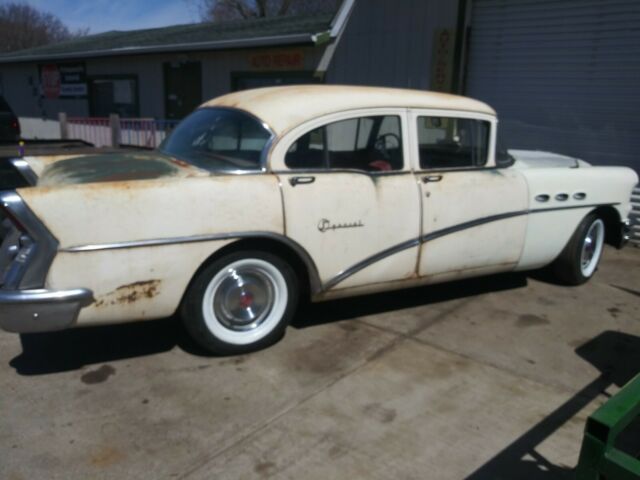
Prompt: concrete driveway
<box><xmin>1</xmin><ymin>246</ymin><xmax>639</xmax><ymax>480</ymax></box>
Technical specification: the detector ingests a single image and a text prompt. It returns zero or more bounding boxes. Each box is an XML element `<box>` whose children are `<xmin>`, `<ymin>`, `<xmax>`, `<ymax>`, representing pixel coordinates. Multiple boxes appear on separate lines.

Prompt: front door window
<box><xmin>285</xmin><ymin>115</ymin><xmax>404</xmax><ymax>172</ymax></box>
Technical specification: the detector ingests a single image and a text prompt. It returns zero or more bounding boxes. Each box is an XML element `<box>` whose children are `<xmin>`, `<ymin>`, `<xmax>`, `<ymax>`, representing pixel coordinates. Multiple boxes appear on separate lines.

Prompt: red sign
<box><xmin>41</xmin><ymin>64</ymin><xmax>61</xmax><ymax>99</ymax></box>
<box><xmin>248</xmin><ymin>50</ymin><xmax>304</xmax><ymax>71</ymax></box>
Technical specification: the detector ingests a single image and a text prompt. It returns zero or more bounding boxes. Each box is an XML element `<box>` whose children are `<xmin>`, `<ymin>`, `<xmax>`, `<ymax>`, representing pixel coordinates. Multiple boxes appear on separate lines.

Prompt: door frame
<box><xmin>271</xmin><ymin>107</ymin><xmax>423</xmax><ymax>291</ymax></box>
<box><xmin>163</xmin><ymin>61</ymin><xmax>202</xmax><ymax>120</ymax></box>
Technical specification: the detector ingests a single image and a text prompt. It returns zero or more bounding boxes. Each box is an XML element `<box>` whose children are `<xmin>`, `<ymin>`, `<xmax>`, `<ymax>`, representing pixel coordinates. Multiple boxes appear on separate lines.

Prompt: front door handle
<box><xmin>290</xmin><ymin>176</ymin><xmax>316</xmax><ymax>187</ymax></box>
<box><xmin>422</xmin><ymin>175</ymin><xmax>443</xmax><ymax>183</ymax></box>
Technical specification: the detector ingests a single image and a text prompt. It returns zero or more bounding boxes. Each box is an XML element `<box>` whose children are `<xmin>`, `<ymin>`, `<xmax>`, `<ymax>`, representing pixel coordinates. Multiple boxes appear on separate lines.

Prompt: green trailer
<box><xmin>576</xmin><ymin>373</ymin><xmax>640</xmax><ymax>479</ymax></box>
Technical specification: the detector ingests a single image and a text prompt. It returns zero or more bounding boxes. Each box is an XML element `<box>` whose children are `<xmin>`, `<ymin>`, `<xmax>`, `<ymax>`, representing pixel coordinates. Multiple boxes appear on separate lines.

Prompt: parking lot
<box><xmin>1</xmin><ymin>245</ymin><xmax>638</xmax><ymax>480</ymax></box>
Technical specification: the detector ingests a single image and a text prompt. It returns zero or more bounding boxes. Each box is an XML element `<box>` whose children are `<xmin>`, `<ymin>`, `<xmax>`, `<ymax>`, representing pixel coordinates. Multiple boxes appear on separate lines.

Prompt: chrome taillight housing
<box><xmin>0</xmin><ymin>191</ymin><xmax>58</xmax><ymax>290</ymax></box>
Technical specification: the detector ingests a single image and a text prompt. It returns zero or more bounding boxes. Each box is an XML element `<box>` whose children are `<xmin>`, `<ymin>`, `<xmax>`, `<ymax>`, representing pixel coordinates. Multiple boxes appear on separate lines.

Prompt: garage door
<box><xmin>465</xmin><ymin>0</ymin><xmax>640</xmax><ymax>173</ymax></box>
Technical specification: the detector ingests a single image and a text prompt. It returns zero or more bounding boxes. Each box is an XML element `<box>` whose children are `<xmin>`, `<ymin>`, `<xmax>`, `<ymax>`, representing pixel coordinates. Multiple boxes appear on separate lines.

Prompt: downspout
<box><xmin>312</xmin><ymin>0</ymin><xmax>357</xmax><ymax>80</ymax></box>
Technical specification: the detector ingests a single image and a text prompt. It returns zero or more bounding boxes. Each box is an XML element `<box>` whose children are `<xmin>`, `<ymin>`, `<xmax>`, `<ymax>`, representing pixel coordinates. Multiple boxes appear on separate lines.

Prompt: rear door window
<box><xmin>417</xmin><ymin>117</ymin><xmax>489</xmax><ymax>169</ymax></box>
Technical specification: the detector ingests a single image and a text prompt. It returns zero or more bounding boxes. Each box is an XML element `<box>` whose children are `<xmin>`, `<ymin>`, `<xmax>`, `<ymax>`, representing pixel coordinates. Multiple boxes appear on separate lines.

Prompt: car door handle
<box><xmin>289</xmin><ymin>176</ymin><xmax>316</xmax><ymax>187</ymax></box>
<box><xmin>422</xmin><ymin>175</ymin><xmax>443</xmax><ymax>183</ymax></box>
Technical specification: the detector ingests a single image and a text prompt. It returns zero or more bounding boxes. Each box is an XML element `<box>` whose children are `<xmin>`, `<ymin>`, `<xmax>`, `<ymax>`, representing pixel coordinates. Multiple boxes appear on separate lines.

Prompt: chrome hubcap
<box><xmin>213</xmin><ymin>267</ymin><xmax>275</xmax><ymax>331</ymax></box>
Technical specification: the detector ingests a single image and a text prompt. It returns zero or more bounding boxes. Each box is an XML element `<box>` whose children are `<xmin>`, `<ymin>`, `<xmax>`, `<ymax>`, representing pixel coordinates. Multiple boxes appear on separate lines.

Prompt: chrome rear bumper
<box><xmin>620</xmin><ymin>220</ymin><xmax>631</xmax><ymax>248</ymax></box>
<box><xmin>0</xmin><ymin>288</ymin><xmax>93</xmax><ymax>333</ymax></box>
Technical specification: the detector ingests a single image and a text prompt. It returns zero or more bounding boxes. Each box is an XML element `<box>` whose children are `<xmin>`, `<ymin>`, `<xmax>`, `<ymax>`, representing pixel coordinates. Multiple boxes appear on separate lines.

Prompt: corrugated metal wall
<box><xmin>465</xmin><ymin>0</ymin><xmax>640</xmax><ymax>174</ymax></box>
<box><xmin>327</xmin><ymin>0</ymin><xmax>458</xmax><ymax>89</ymax></box>
<box><xmin>632</xmin><ymin>187</ymin><xmax>640</xmax><ymax>247</ymax></box>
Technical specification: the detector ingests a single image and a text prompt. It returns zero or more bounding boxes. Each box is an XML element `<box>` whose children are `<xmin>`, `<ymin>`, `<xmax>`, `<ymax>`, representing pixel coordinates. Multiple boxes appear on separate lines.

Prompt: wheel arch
<box><xmin>591</xmin><ymin>205</ymin><xmax>623</xmax><ymax>248</ymax></box>
<box><xmin>179</xmin><ymin>234</ymin><xmax>321</xmax><ymax>309</ymax></box>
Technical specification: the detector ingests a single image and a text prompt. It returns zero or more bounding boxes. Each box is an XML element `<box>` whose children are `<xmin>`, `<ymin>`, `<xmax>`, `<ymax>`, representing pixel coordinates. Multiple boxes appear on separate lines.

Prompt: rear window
<box><xmin>160</xmin><ymin>108</ymin><xmax>271</xmax><ymax>172</ymax></box>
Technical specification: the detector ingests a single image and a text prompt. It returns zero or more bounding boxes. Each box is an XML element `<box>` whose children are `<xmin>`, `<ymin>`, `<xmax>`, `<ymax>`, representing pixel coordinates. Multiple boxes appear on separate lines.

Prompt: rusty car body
<box><xmin>1</xmin><ymin>86</ymin><xmax>637</xmax><ymax>354</ymax></box>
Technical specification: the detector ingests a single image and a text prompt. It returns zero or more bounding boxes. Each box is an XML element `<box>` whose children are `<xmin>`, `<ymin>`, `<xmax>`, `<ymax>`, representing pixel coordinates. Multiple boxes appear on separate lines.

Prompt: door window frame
<box><xmin>408</xmin><ymin>109</ymin><xmax>497</xmax><ymax>172</ymax></box>
<box><xmin>270</xmin><ymin>108</ymin><xmax>412</xmax><ymax>175</ymax></box>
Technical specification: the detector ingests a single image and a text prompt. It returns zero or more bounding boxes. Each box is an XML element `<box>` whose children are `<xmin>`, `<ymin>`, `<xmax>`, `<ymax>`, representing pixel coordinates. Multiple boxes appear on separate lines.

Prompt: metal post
<box><xmin>109</xmin><ymin>114</ymin><xmax>121</xmax><ymax>147</ymax></box>
<box><xmin>58</xmin><ymin>112</ymin><xmax>68</xmax><ymax>140</ymax></box>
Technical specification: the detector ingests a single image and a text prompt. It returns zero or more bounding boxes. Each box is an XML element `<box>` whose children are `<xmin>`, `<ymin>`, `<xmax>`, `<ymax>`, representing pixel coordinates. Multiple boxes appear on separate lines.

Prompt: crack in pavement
<box><xmin>609</xmin><ymin>284</ymin><xmax>640</xmax><ymax>299</ymax></box>
<box><xmin>178</xmin><ymin>297</ymin><xmax>473</xmax><ymax>479</ymax></box>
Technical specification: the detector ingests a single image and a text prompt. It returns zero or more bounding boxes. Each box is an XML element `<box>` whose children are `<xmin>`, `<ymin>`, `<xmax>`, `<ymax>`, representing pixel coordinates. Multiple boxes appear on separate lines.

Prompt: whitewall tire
<box><xmin>181</xmin><ymin>251</ymin><xmax>298</xmax><ymax>355</ymax></box>
<box><xmin>552</xmin><ymin>213</ymin><xmax>606</xmax><ymax>285</ymax></box>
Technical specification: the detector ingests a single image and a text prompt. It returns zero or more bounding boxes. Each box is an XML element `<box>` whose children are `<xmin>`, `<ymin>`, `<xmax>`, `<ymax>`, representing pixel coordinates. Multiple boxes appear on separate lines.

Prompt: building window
<box><xmin>89</xmin><ymin>77</ymin><xmax>138</xmax><ymax>118</ymax></box>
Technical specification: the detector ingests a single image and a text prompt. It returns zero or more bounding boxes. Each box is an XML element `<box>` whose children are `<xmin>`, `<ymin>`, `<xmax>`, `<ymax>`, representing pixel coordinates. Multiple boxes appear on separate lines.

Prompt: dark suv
<box><xmin>0</xmin><ymin>96</ymin><xmax>20</xmax><ymax>143</ymax></box>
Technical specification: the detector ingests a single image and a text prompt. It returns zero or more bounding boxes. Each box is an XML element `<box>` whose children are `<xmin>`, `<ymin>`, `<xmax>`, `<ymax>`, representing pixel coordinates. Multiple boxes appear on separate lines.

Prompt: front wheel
<box><xmin>552</xmin><ymin>213</ymin><xmax>605</xmax><ymax>285</ymax></box>
<box><xmin>181</xmin><ymin>251</ymin><xmax>298</xmax><ymax>355</ymax></box>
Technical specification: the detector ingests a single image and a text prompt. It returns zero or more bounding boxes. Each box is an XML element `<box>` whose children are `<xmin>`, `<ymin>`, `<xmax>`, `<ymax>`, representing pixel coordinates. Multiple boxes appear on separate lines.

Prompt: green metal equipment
<box><xmin>576</xmin><ymin>373</ymin><xmax>640</xmax><ymax>479</ymax></box>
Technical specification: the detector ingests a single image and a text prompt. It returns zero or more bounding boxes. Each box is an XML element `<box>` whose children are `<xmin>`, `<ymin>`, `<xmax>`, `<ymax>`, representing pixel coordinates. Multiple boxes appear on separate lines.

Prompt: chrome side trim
<box><xmin>8</xmin><ymin>158</ymin><xmax>38</xmax><ymax>186</ymax></box>
<box><xmin>61</xmin><ymin>231</ymin><xmax>323</xmax><ymax>295</ymax></box>
<box><xmin>62</xmin><ymin>231</ymin><xmax>268</xmax><ymax>252</ymax></box>
<box><xmin>421</xmin><ymin>210</ymin><xmax>526</xmax><ymax>244</ymax></box>
<box><xmin>323</xmin><ymin>238</ymin><xmax>420</xmax><ymax>291</ymax></box>
<box><xmin>59</xmin><ymin>203</ymin><xmax>619</xmax><ymax>294</ymax></box>
<box><xmin>1</xmin><ymin>191</ymin><xmax>59</xmax><ymax>289</ymax></box>
<box><xmin>322</xmin><ymin>202</ymin><xmax>620</xmax><ymax>290</ymax></box>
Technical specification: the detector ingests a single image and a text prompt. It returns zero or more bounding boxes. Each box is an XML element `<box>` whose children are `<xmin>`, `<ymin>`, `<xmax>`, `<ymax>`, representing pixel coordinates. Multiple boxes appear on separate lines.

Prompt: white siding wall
<box><xmin>0</xmin><ymin>45</ymin><xmax>325</xmax><ymax>132</ymax></box>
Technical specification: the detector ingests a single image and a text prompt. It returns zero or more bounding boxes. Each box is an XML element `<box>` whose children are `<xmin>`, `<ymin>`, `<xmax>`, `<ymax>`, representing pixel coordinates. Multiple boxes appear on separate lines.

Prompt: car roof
<box><xmin>201</xmin><ymin>85</ymin><xmax>496</xmax><ymax>136</ymax></box>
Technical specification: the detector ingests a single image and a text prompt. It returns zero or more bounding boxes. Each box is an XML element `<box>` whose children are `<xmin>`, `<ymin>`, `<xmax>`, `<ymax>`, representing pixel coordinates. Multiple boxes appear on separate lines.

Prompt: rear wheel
<box><xmin>181</xmin><ymin>251</ymin><xmax>298</xmax><ymax>355</ymax></box>
<box><xmin>552</xmin><ymin>213</ymin><xmax>605</xmax><ymax>285</ymax></box>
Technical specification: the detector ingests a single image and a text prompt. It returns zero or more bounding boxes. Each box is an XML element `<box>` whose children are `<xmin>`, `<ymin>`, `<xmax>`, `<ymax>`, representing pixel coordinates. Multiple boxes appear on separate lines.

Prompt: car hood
<box><xmin>509</xmin><ymin>149</ymin><xmax>592</xmax><ymax>169</ymax></box>
<box><xmin>35</xmin><ymin>151</ymin><xmax>209</xmax><ymax>186</ymax></box>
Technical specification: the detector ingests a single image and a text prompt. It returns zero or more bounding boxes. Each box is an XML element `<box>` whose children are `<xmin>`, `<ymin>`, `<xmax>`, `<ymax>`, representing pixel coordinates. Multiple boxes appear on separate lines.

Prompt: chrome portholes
<box><xmin>201</xmin><ymin>258</ymin><xmax>288</xmax><ymax>345</ymax></box>
<box><xmin>580</xmin><ymin>219</ymin><xmax>605</xmax><ymax>278</ymax></box>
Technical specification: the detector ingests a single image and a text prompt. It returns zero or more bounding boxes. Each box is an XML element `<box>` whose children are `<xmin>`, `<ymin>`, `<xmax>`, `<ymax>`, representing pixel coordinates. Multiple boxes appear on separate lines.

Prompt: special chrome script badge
<box><xmin>318</xmin><ymin>218</ymin><xmax>365</xmax><ymax>233</ymax></box>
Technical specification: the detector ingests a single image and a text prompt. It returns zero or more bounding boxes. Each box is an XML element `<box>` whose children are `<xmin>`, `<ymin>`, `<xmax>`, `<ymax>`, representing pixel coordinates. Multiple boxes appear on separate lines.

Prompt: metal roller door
<box><xmin>465</xmin><ymin>0</ymin><xmax>640</xmax><ymax>173</ymax></box>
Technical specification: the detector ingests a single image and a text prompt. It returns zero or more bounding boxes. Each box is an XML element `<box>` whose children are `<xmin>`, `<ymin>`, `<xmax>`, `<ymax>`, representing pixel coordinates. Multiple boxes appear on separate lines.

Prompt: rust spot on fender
<box><xmin>94</xmin><ymin>280</ymin><xmax>161</xmax><ymax>307</ymax></box>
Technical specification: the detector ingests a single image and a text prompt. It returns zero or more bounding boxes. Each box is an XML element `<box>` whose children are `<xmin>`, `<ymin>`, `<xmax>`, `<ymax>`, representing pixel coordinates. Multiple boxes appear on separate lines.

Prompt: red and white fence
<box><xmin>61</xmin><ymin>114</ymin><xmax>179</xmax><ymax>149</ymax></box>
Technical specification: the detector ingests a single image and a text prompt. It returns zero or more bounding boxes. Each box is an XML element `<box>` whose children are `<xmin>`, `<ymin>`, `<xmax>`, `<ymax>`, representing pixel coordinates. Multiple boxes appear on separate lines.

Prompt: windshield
<box><xmin>160</xmin><ymin>108</ymin><xmax>271</xmax><ymax>172</ymax></box>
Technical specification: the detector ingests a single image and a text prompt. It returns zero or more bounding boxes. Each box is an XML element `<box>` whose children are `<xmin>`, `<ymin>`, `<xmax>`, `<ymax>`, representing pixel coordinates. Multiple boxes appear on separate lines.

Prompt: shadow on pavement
<box><xmin>9</xmin><ymin>316</ymin><xmax>210</xmax><ymax>375</ymax></box>
<box><xmin>293</xmin><ymin>271</ymin><xmax>528</xmax><ymax>329</ymax></box>
<box><xmin>465</xmin><ymin>330</ymin><xmax>640</xmax><ymax>480</ymax></box>
<box><xmin>9</xmin><ymin>272</ymin><xmax>528</xmax><ymax>375</ymax></box>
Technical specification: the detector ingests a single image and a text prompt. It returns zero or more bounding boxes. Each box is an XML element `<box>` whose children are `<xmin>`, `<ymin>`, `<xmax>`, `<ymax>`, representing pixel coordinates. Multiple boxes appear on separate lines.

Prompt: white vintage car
<box><xmin>1</xmin><ymin>86</ymin><xmax>637</xmax><ymax>354</ymax></box>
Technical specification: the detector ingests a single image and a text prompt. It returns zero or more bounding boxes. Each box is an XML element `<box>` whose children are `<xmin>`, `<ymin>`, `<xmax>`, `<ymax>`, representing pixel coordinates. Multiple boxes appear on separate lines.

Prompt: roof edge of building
<box><xmin>0</xmin><ymin>33</ymin><xmax>320</xmax><ymax>65</ymax></box>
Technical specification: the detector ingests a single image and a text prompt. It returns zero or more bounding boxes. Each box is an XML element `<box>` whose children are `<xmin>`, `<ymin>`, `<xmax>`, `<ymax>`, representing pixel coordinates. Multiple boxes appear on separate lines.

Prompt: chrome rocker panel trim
<box><xmin>0</xmin><ymin>288</ymin><xmax>94</xmax><ymax>333</ymax></box>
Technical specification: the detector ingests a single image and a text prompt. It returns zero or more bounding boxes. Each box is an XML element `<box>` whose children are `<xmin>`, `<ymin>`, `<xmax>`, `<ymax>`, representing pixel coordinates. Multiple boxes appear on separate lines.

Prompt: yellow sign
<box><xmin>431</xmin><ymin>29</ymin><xmax>456</xmax><ymax>93</ymax></box>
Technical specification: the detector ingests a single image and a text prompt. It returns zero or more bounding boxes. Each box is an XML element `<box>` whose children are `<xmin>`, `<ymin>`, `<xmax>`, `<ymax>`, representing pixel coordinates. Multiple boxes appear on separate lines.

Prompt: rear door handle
<box><xmin>289</xmin><ymin>176</ymin><xmax>316</xmax><ymax>187</ymax></box>
<box><xmin>422</xmin><ymin>175</ymin><xmax>443</xmax><ymax>183</ymax></box>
